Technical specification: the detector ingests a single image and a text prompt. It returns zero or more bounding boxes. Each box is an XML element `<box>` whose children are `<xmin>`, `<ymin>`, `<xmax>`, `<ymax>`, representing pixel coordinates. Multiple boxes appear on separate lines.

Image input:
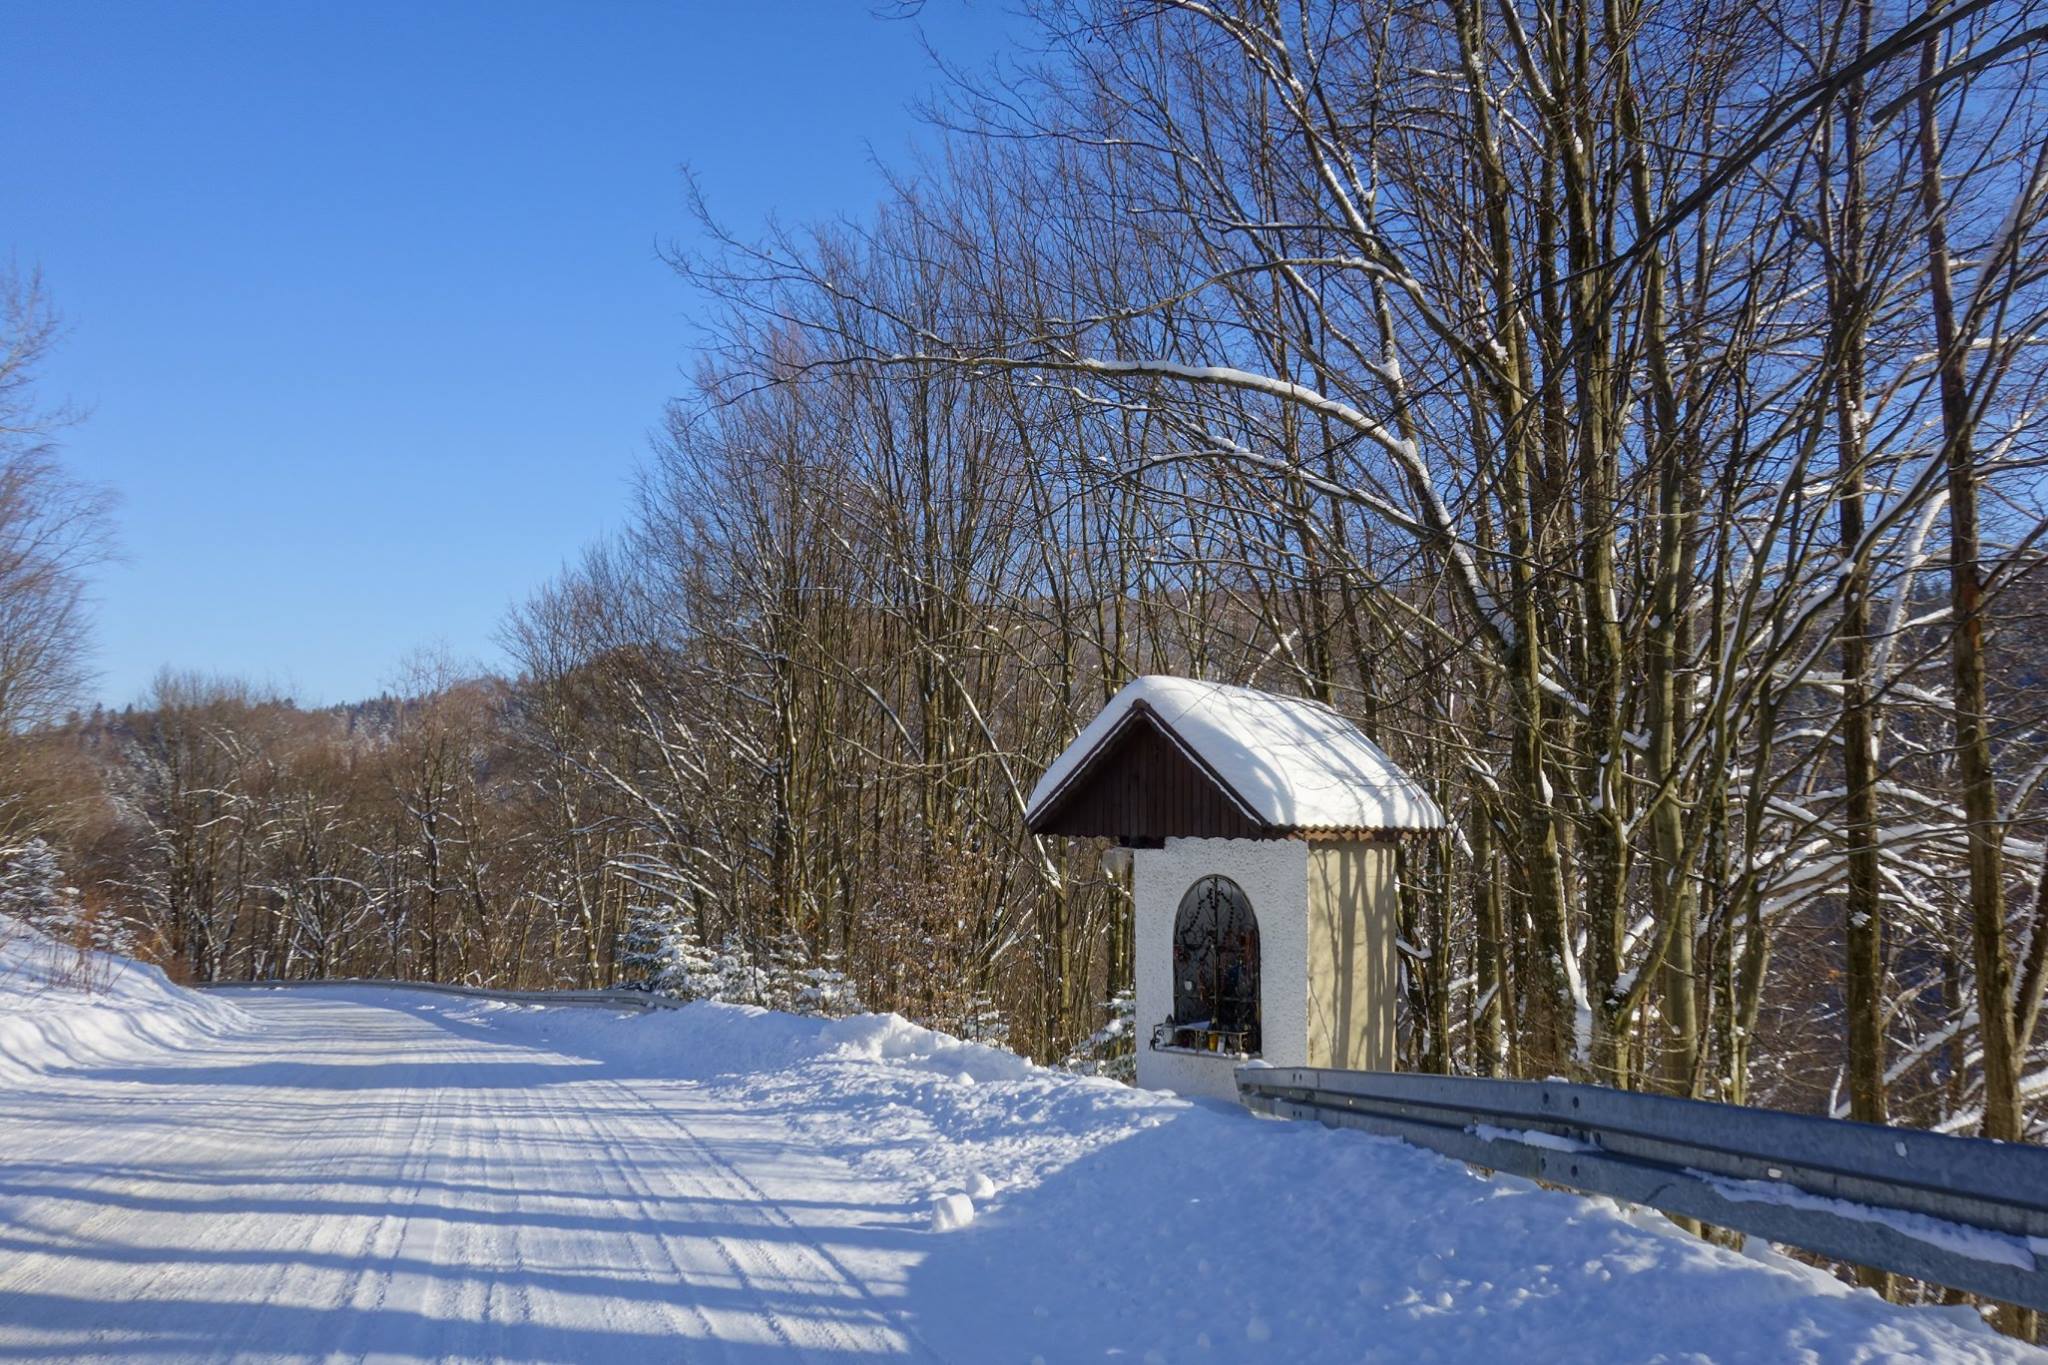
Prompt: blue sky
<box><xmin>3</xmin><ymin>1</ymin><xmax>1017</xmax><ymax>708</ymax></box>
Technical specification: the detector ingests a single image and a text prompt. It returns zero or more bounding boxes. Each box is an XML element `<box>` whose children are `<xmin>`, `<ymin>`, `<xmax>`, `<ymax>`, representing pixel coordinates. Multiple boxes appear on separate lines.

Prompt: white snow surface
<box><xmin>1470</xmin><ymin>1122</ymin><xmax>1600</xmax><ymax>1155</ymax></box>
<box><xmin>0</xmin><ymin>920</ymin><xmax>250</xmax><ymax>1085</ymax></box>
<box><xmin>1027</xmin><ymin>675</ymin><xmax>1444</xmax><ymax>832</ymax></box>
<box><xmin>1</xmin><ymin>949</ymin><xmax>2038</xmax><ymax>1360</ymax></box>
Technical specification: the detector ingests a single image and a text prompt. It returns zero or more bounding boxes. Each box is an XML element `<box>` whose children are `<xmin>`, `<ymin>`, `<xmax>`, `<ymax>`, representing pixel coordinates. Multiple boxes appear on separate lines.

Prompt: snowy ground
<box><xmin>0</xmin><ymin>928</ymin><xmax>2039</xmax><ymax>1362</ymax></box>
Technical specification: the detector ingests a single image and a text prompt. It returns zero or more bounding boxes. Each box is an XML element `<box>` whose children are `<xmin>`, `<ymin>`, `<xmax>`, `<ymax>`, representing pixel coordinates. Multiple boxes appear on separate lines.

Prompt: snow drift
<box><xmin>0</xmin><ymin>917</ymin><xmax>251</xmax><ymax>1084</ymax></box>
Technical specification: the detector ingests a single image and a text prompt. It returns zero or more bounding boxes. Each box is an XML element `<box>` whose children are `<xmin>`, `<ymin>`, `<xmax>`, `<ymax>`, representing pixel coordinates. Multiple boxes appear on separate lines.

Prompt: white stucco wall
<box><xmin>1133</xmin><ymin>837</ymin><xmax>1309</xmax><ymax>1101</ymax></box>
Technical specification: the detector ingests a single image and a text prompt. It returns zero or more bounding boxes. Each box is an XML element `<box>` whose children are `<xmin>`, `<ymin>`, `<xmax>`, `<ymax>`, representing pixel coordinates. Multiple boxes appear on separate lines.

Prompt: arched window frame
<box><xmin>1154</xmin><ymin>874</ymin><xmax>1261</xmax><ymax>1056</ymax></box>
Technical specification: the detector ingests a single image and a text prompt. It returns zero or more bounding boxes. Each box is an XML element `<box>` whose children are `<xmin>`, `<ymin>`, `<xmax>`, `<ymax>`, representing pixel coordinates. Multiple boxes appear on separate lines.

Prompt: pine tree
<box><xmin>0</xmin><ymin>839</ymin><xmax>128</xmax><ymax>958</ymax></box>
<box><xmin>0</xmin><ymin>839</ymin><xmax>77</xmax><ymax>940</ymax></box>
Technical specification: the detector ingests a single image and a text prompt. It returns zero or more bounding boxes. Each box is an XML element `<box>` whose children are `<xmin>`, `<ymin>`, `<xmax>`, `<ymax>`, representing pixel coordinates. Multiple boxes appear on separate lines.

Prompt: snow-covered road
<box><xmin>3</xmin><ymin>963</ymin><xmax>2042</xmax><ymax>1363</ymax></box>
<box><xmin>0</xmin><ymin>990</ymin><xmax>938</xmax><ymax>1362</ymax></box>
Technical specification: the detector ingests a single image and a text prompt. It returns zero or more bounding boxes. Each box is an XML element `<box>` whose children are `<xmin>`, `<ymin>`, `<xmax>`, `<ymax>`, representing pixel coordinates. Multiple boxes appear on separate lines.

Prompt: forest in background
<box><xmin>5</xmin><ymin>0</ymin><xmax>2048</xmax><ymax>1187</ymax></box>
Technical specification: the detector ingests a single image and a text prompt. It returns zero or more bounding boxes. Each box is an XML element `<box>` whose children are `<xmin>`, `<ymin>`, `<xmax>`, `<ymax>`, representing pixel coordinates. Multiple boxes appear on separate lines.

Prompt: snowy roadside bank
<box><xmin>431</xmin><ymin>996</ymin><xmax>2041</xmax><ymax>1363</ymax></box>
<box><xmin>0</xmin><ymin>920</ymin><xmax>252</xmax><ymax>1084</ymax></box>
<box><xmin>4</xmin><ymin>953</ymin><xmax>2037</xmax><ymax>1362</ymax></box>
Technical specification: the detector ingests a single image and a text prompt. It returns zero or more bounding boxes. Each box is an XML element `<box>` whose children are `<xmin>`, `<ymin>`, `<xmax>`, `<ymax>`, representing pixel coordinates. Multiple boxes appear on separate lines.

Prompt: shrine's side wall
<box><xmin>1133</xmin><ymin>837</ymin><xmax>1308</xmax><ymax>1101</ymax></box>
<box><xmin>1306</xmin><ymin>841</ymin><xmax>1397</xmax><ymax>1070</ymax></box>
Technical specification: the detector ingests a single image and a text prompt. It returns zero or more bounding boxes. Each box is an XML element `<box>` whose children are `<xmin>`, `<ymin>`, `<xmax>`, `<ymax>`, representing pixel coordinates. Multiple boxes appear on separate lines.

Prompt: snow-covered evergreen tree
<box><xmin>0</xmin><ymin>839</ymin><xmax>77</xmax><ymax>939</ymax></box>
<box><xmin>1061</xmin><ymin>989</ymin><xmax>1135</xmax><ymax>1082</ymax></box>
<box><xmin>0</xmin><ymin>838</ymin><xmax>128</xmax><ymax>957</ymax></box>
<box><xmin>623</xmin><ymin>904</ymin><xmax>856</xmax><ymax>1017</ymax></box>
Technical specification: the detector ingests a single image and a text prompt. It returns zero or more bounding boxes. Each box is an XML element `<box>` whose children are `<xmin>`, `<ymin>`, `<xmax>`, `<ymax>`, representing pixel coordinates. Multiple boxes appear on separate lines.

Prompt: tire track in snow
<box><xmin>581</xmin><ymin>1070</ymin><xmax>941</xmax><ymax>1362</ymax></box>
<box><xmin>0</xmin><ymin>1089</ymin><xmax>334</xmax><ymax>1304</ymax></box>
<box><xmin>557</xmin><ymin>1079</ymin><xmax>825</xmax><ymax>1361</ymax></box>
<box><xmin>463</xmin><ymin>1077</ymin><xmax>537</xmax><ymax>1345</ymax></box>
<box><xmin>159</xmin><ymin>1007</ymin><xmax>463</xmax><ymax>1364</ymax></box>
<box><xmin>0</xmin><ymin>1008</ymin><xmax>431</xmax><ymax>1360</ymax></box>
<box><xmin>322</xmin><ymin>1036</ymin><xmax>463</xmax><ymax>1364</ymax></box>
<box><xmin>519</xmin><ymin>1042</ymin><xmax>737</xmax><ymax>1359</ymax></box>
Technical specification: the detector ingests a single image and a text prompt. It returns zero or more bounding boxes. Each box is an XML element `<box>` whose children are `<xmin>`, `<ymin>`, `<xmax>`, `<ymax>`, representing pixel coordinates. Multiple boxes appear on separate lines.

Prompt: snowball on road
<box><xmin>0</xmin><ymin>932</ymin><xmax>2037</xmax><ymax>1363</ymax></box>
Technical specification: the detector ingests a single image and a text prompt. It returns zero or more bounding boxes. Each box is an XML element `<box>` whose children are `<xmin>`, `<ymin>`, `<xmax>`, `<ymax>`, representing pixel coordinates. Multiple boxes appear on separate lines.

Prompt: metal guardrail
<box><xmin>197</xmin><ymin>978</ymin><xmax>684</xmax><ymax>1012</ymax></box>
<box><xmin>1237</xmin><ymin>1065</ymin><xmax>2048</xmax><ymax>1311</ymax></box>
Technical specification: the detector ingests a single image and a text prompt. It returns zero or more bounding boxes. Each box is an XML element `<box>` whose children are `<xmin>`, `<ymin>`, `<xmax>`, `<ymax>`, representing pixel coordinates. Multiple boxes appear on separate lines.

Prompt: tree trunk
<box><xmin>1915</xmin><ymin>22</ymin><xmax>2021</xmax><ymax>1148</ymax></box>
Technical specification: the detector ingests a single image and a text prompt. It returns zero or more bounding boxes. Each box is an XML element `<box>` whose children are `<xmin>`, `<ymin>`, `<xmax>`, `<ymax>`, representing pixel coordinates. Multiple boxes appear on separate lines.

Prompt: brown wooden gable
<box><xmin>1025</xmin><ymin>702</ymin><xmax>1275</xmax><ymax>841</ymax></box>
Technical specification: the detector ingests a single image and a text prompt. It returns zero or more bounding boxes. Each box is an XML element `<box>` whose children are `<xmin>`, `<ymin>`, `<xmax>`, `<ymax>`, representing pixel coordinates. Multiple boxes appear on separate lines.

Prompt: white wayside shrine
<box><xmin>1026</xmin><ymin>677</ymin><xmax>1443</xmax><ymax>1100</ymax></box>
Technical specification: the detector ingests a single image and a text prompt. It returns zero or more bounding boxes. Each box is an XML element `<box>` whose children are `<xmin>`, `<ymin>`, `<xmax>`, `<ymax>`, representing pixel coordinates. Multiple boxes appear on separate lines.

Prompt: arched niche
<box><xmin>1159</xmin><ymin>874</ymin><xmax>1261</xmax><ymax>1056</ymax></box>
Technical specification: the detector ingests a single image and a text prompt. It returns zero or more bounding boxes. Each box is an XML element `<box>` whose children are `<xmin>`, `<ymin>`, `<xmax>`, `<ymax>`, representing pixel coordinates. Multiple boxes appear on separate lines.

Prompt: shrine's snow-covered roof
<box><xmin>1025</xmin><ymin>675</ymin><xmax>1443</xmax><ymax>835</ymax></box>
